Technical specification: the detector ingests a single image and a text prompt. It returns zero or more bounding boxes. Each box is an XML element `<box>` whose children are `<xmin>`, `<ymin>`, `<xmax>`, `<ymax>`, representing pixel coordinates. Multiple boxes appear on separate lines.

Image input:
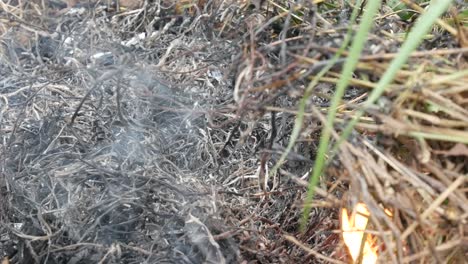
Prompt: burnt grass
<box><xmin>1</xmin><ymin>1</ymin><xmax>467</xmax><ymax>264</ymax></box>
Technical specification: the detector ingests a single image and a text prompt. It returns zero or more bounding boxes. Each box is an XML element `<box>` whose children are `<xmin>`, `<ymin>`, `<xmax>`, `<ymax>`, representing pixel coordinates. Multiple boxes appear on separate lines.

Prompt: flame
<box><xmin>341</xmin><ymin>203</ymin><xmax>377</xmax><ymax>264</ymax></box>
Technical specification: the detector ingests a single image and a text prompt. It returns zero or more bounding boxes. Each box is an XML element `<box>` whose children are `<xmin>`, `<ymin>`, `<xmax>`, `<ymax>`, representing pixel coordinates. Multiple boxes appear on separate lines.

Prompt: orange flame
<box><xmin>341</xmin><ymin>203</ymin><xmax>377</xmax><ymax>264</ymax></box>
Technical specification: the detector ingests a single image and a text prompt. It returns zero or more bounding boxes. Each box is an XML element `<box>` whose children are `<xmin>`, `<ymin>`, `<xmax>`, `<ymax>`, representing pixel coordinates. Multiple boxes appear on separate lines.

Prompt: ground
<box><xmin>0</xmin><ymin>1</ymin><xmax>467</xmax><ymax>263</ymax></box>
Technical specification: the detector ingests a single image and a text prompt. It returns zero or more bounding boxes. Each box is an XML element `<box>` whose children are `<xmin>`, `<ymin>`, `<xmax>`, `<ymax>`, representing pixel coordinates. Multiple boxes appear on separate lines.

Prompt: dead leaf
<box><xmin>433</xmin><ymin>143</ymin><xmax>468</xmax><ymax>157</ymax></box>
<box><xmin>119</xmin><ymin>0</ymin><xmax>144</xmax><ymax>10</ymax></box>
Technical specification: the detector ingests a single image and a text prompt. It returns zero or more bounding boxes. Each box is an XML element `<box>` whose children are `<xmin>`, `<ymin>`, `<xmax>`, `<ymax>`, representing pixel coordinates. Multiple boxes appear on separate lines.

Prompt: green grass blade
<box><xmin>269</xmin><ymin>0</ymin><xmax>363</xmax><ymax>182</ymax></box>
<box><xmin>300</xmin><ymin>0</ymin><xmax>382</xmax><ymax>231</ymax></box>
<box><xmin>331</xmin><ymin>0</ymin><xmax>454</xmax><ymax>155</ymax></box>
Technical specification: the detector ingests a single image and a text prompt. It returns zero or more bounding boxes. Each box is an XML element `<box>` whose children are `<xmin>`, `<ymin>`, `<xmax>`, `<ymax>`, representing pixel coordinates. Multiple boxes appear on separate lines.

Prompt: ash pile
<box><xmin>0</xmin><ymin>1</ymin><xmax>240</xmax><ymax>263</ymax></box>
